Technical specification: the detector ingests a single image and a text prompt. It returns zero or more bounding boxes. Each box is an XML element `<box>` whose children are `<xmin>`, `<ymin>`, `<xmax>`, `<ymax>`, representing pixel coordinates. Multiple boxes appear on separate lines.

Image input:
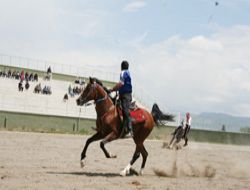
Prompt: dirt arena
<box><xmin>0</xmin><ymin>131</ymin><xmax>250</xmax><ymax>190</ymax></box>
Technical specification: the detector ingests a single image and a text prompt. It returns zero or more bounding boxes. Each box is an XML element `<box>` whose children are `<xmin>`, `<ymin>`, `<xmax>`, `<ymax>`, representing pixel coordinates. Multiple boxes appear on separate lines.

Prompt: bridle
<box><xmin>79</xmin><ymin>82</ymin><xmax>115</xmax><ymax>119</ymax></box>
<box><xmin>80</xmin><ymin>83</ymin><xmax>108</xmax><ymax>106</ymax></box>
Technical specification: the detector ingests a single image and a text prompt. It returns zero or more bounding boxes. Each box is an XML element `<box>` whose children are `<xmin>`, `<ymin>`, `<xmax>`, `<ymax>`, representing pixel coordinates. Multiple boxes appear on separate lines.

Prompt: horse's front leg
<box><xmin>80</xmin><ymin>132</ymin><xmax>103</xmax><ymax>168</ymax></box>
<box><xmin>100</xmin><ymin>131</ymin><xmax>118</xmax><ymax>158</ymax></box>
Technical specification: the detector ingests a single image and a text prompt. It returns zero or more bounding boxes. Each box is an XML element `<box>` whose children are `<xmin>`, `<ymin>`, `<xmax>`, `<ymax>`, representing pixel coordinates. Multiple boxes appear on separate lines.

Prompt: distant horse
<box><xmin>168</xmin><ymin>125</ymin><xmax>184</xmax><ymax>149</ymax></box>
<box><xmin>76</xmin><ymin>77</ymin><xmax>174</xmax><ymax>176</ymax></box>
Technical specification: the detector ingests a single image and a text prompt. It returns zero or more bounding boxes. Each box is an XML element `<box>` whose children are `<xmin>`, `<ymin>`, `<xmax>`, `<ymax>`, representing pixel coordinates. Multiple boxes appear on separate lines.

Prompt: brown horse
<box><xmin>76</xmin><ymin>77</ymin><xmax>174</xmax><ymax>176</ymax></box>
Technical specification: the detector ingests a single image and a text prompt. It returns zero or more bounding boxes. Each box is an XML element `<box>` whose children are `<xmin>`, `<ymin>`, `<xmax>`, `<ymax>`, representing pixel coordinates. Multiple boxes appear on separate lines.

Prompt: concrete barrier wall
<box><xmin>188</xmin><ymin>128</ymin><xmax>250</xmax><ymax>145</ymax></box>
<box><xmin>1</xmin><ymin>111</ymin><xmax>250</xmax><ymax>145</ymax></box>
<box><xmin>150</xmin><ymin>125</ymin><xmax>250</xmax><ymax>145</ymax></box>
<box><xmin>0</xmin><ymin>111</ymin><xmax>96</xmax><ymax>134</ymax></box>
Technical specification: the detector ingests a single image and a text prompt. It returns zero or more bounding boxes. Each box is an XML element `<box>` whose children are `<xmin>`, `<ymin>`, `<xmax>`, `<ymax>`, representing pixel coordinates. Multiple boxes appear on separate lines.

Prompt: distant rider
<box><xmin>183</xmin><ymin>112</ymin><xmax>192</xmax><ymax>146</ymax></box>
<box><xmin>170</xmin><ymin>112</ymin><xmax>192</xmax><ymax>147</ymax></box>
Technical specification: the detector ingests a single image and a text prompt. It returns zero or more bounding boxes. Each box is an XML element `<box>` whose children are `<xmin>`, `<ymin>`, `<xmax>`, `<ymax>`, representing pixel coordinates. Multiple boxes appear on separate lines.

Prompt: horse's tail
<box><xmin>151</xmin><ymin>103</ymin><xmax>175</xmax><ymax>126</ymax></box>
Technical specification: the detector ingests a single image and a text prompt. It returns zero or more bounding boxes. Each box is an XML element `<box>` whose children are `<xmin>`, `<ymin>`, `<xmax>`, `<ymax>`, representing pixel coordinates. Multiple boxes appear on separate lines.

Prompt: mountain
<box><xmin>189</xmin><ymin>112</ymin><xmax>250</xmax><ymax>132</ymax></box>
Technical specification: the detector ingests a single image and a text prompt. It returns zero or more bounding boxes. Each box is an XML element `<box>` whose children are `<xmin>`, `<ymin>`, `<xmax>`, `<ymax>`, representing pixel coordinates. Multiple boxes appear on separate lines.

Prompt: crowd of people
<box><xmin>14</xmin><ymin>67</ymin><xmax>53</xmax><ymax>95</ymax></box>
<box><xmin>62</xmin><ymin>76</ymin><xmax>86</xmax><ymax>101</ymax></box>
<box><xmin>68</xmin><ymin>84</ymin><xmax>84</xmax><ymax>97</ymax></box>
<box><xmin>33</xmin><ymin>83</ymin><xmax>52</xmax><ymax>95</ymax></box>
<box><xmin>0</xmin><ymin>68</ymin><xmax>39</xmax><ymax>82</ymax></box>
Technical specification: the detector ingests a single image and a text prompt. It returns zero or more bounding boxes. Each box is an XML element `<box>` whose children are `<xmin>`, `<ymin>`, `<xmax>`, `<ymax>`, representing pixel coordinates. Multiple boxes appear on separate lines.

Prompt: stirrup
<box><xmin>129</xmin><ymin>130</ymin><xmax>134</xmax><ymax>138</ymax></box>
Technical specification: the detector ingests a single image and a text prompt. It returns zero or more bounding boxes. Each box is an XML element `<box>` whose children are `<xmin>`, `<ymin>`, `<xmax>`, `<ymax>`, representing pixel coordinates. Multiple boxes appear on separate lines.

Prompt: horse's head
<box><xmin>76</xmin><ymin>77</ymin><xmax>107</xmax><ymax>106</ymax></box>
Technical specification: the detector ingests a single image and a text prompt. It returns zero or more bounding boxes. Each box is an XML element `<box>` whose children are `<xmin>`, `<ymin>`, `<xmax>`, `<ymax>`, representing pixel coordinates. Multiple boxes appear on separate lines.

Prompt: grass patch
<box><xmin>0</xmin><ymin>111</ymin><xmax>95</xmax><ymax>135</ymax></box>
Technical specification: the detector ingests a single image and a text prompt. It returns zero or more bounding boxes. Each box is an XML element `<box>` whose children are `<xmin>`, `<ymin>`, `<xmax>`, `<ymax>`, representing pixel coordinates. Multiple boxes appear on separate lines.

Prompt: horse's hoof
<box><xmin>120</xmin><ymin>169</ymin><xmax>127</xmax><ymax>176</ymax></box>
<box><xmin>80</xmin><ymin>160</ymin><xmax>85</xmax><ymax>168</ymax></box>
<box><xmin>110</xmin><ymin>154</ymin><xmax>117</xmax><ymax>158</ymax></box>
<box><xmin>120</xmin><ymin>168</ymin><xmax>130</xmax><ymax>176</ymax></box>
<box><xmin>139</xmin><ymin>169</ymin><xmax>143</xmax><ymax>176</ymax></box>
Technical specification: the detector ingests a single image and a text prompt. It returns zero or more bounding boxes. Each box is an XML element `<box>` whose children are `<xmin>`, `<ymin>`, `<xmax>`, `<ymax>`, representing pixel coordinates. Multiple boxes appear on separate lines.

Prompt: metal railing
<box><xmin>0</xmin><ymin>53</ymin><xmax>118</xmax><ymax>82</ymax></box>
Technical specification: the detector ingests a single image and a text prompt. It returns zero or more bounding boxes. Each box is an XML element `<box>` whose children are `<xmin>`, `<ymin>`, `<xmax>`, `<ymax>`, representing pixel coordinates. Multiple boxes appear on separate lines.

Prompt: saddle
<box><xmin>117</xmin><ymin>101</ymin><xmax>146</xmax><ymax>125</ymax></box>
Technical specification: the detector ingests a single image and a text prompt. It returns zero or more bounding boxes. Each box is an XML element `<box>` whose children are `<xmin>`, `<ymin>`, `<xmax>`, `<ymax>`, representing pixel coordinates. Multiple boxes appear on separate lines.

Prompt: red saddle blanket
<box><xmin>130</xmin><ymin>108</ymin><xmax>146</xmax><ymax>124</ymax></box>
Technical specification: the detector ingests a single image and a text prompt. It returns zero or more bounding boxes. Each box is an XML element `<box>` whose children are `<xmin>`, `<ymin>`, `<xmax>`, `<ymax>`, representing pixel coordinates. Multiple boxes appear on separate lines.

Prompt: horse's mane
<box><xmin>92</xmin><ymin>77</ymin><xmax>110</xmax><ymax>93</ymax></box>
<box><xmin>92</xmin><ymin>77</ymin><xmax>116</xmax><ymax>104</ymax></box>
<box><xmin>151</xmin><ymin>103</ymin><xmax>175</xmax><ymax>126</ymax></box>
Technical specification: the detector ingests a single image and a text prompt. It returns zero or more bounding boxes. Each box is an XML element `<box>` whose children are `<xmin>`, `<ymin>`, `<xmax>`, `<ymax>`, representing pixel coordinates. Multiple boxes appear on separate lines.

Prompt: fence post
<box><xmin>77</xmin><ymin>108</ymin><xmax>81</xmax><ymax>131</ymax></box>
<box><xmin>4</xmin><ymin>117</ymin><xmax>7</xmax><ymax>128</ymax></box>
<box><xmin>73</xmin><ymin>123</ymin><xmax>75</xmax><ymax>132</ymax></box>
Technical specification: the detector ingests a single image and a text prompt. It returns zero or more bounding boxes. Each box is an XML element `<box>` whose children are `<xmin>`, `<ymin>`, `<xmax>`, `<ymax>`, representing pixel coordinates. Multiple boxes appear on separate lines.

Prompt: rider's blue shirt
<box><xmin>119</xmin><ymin>70</ymin><xmax>132</xmax><ymax>95</ymax></box>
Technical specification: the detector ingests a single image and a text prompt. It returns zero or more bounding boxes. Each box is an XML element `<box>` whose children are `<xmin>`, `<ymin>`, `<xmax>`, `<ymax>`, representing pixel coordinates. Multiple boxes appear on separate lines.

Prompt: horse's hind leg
<box><xmin>80</xmin><ymin>132</ymin><xmax>103</xmax><ymax>167</ymax></box>
<box><xmin>139</xmin><ymin>145</ymin><xmax>148</xmax><ymax>175</ymax></box>
<box><xmin>120</xmin><ymin>146</ymin><xmax>140</xmax><ymax>176</ymax></box>
<box><xmin>120</xmin><ymin>143</ymin><xmax>148</xmax><ymax>176</ymax></box>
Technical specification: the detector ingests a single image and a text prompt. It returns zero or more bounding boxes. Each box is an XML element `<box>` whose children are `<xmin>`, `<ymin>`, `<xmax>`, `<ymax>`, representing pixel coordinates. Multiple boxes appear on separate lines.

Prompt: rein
<box><xmin>95</xmin><ymin>95</ymin><xmax>108</xmax><ymax>104</ymax></box>
<box><xmin>83</xmin><ymin>95</ymin><xmax>108</xmax><ymax>107</ymax></box>
<box><xmin>81</xmin><ymin>83</ymin><xmax>109</xmax><ymax>107</ymax></box>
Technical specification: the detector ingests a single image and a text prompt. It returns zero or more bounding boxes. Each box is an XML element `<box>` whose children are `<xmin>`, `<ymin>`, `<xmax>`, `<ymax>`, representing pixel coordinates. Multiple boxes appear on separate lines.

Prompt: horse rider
<box><xmin>183</xmin><ymin>112</ymin><xmax>192</xmax><ymax>146</ymax></box>
<box><xmin>109</xmin><ymin>60</ymin><xmax>133</xmax><ymax>137</ymax></box>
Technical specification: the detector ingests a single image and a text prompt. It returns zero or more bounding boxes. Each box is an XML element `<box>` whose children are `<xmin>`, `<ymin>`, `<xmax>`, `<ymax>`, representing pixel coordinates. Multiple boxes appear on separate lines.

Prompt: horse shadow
<box><xmin>47</xmin><ymin>171</ymin><xmax>121</xmax><ymax>177</ymax></box>
<box><xmin>47</xmin><ymin>168</ymin><xmax>139</xmax><ymax>177</ymax></box>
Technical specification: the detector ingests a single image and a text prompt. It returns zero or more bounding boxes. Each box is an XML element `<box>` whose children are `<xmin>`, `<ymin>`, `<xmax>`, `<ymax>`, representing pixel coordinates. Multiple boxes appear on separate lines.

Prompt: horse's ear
<box><xmin>89</xmin><ymin>77</ymin><xmax>94</xmax><ymax>84</ymax></box>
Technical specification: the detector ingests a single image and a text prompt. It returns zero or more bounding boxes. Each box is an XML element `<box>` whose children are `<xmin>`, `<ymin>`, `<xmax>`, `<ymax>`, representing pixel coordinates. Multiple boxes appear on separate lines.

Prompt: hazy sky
<box><xmin>1</xmin><ymin>0</ymin><xmax>250</xmax><ymax>116</ymax></box>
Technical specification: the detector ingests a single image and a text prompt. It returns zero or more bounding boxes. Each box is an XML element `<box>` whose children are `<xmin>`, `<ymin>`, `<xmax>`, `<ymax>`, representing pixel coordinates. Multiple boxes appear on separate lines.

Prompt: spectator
<box><xmin>25</xmin><ymin>81</ymin><xmax>30</xmax><ymax>90</ymax></box>
<box><xmin>47</xmin><ymin>66</ymin><xmax>52</xmax><ymax>75</ymax></box>
<box><xmin>20</xmin><ymin>70</ymin><xmax>25</xmax><ymax>82</ymax></box>
<box><xmin>12</xmin><ymin>70</ymin><xmax>16</xmax><ymax>79</ymax></box>
<box><xmin>15</xmin><ymin>71</ymin><xmax>20</xmax><ymax>80</ymax></box>
<box><xmin>68</xmin><ymin>84</ymin><xmax>74</xmax><ymax>97</ymax></box>
<box><xmin>25</xmin><ymin>72</ymin><xmax>29</xmax><ymax>81</ymax></box>
<box><xmin>63</xmin><ymin>93</ymin><xmax>68</xmax><ymax>102</ymax></box>
<box><xmin>18</xmin><ymin>81</ymin><xmax>23</xmax><ymax>92</ymax></box>
<box><xmin>34</xmin><ymin>83</ymin><xmax>41</xmax><ymax>93</ymax></box>
<box><xmin>47</xmin><ymin>86</ymin><xmax>52</xmax><ymax>94</ymax></box>
<box><xmin>45</xmin><ymin>66</ymin><xmax>52</xmax><ymax>81</ymax></box>
<box><xmin>34</xmin><ymin>73</ymin><xmax>38</xmax><ymax>81</ymax></box>
<box><xmin>42</xmin><ymin>85</ymin><xmax>52</xmax><ymax>95</ymax></box>
<box><xmin>2</xmin><ymin>68</ymin><xmax>7</xmax><ymax>77</ymax></box>
<box><xmin>75</xmin><ymin>77</ymin><xmax>80</xmax><ymax>84</ymax></box>
<box><xmin>29</xmin><ymin>73</ymin><xmax>34</xmax><ymax>81</ymax></box>
<box><xmin>7</xmin><ymin>69</ymin><xmax>12</xmax><ymax>78</ymax></box>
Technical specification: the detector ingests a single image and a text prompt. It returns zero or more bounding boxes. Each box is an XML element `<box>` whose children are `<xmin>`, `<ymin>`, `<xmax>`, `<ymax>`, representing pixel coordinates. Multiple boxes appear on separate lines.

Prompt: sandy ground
<box><xmin>0</xmin><ymin>131</ymin><xmax>250</xmax><ymax>190</ymax></box>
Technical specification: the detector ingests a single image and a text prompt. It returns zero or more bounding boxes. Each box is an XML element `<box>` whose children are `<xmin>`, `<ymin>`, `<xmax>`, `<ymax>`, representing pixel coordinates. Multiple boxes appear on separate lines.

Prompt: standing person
<box><xmin>47</xmin><ymin>66</ymin><xmax>52</xmax><ymax>80</ymax></box>
<box><xmin>47</xmin><ymin>66</ymin><xmax>51</xmax><ymax>75</ymax></box>
<box><xmin>183</xmin><ymin>112</ymin><xmax>192</xmax><ymax>146</ymax></box>
<box><xmin>20</xmin><ymin>70</ymin><xmax>25</xmax><ymax>82</ymax></box>
<box><xmin>110</xmin><ymin>60</ymin><xmax>133</xmax><ymax>137</ymax></box>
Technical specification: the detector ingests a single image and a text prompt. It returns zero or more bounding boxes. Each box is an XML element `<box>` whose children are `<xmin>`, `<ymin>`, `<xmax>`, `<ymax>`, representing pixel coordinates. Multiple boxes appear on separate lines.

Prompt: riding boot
<box><xmin>119</xmin><ymin>121</ymin><xmax>127</xmax><ymax>138</ymax></box>
<box><xmin>127</xmin><ymin>117</ymin><xmax>133</xmax><ymax>137</ymax></box>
